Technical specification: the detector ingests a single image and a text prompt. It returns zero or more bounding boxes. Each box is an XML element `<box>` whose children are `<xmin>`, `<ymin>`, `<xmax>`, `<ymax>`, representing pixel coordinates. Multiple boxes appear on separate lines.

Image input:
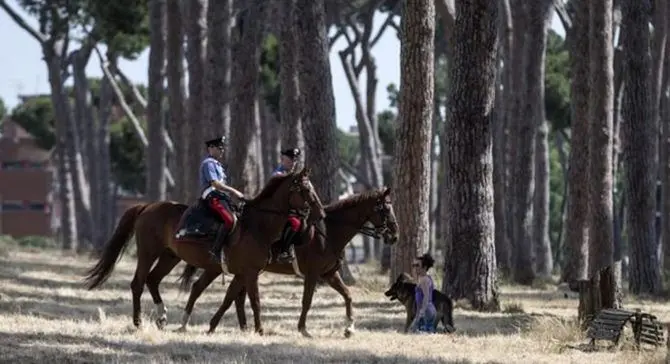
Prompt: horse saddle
<box><xmin>175</xmin><ymin>200</ymin><xmax>223</xmax><ymax>240</ymax></box>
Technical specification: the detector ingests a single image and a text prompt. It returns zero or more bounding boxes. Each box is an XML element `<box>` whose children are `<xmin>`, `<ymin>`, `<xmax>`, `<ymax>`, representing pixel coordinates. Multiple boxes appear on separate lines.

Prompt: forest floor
<box><xmin>0</xmin><ymin>246</ymin><xmax>668</xmax><ymax>364</ymax></box>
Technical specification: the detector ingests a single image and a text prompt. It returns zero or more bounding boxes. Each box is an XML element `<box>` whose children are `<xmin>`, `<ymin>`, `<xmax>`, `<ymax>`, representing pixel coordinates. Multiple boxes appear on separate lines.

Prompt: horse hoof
<box><xmin>155</xmin><ymin>317</ymin><xmax>168</xmax><ymax>330</ymax></box>
<box><xmin>255</xmin><ymin>329</ymin><xmax>264</xmax><ymax>336</ymax></box>
<box><xmin>299</xmin><ymin>329</ymin><xmax>312</xmax><ymax>338</ymax></box>
<box><xmin>444</xmin><ymin>325</ymin><xmax>456</xmax><ymax>334</ymax></box>
<box><xmin>207</xmin><ymin>328</ymin><xmax>216</xmax><ymax>335</ymax></box>
<box><xmin>344</xmin><ymin>328</ymin><xmax>355</xmax><ymax>338</ymax></box>
<box><xmin>174</xmin><ymin>326</ymin><xmax>188</xmax><ymax>333</ymax></box>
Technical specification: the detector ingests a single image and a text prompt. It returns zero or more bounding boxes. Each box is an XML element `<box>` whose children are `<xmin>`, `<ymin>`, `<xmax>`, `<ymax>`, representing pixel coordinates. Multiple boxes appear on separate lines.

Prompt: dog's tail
<box><xmin>442</xmin><ymin>294</ymin><xmax>456</xmax><ymax>333</ymax></box>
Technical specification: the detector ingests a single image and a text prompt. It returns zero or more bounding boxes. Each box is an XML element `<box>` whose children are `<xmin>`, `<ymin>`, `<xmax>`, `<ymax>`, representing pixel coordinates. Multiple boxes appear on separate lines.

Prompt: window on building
<box><xmin>1</xmin><ymin>161</ymin><xmax>24</xmax><ymax>169</ymax></box>
<box><xmin>27</xmin><ymin>202</ymin><xmax>46</xmax><ymax>211</ymax></box>
<box><xmin>1</xmin><ymin>201</ymin><xmax>24</xmax><ymax>211</ymax></box>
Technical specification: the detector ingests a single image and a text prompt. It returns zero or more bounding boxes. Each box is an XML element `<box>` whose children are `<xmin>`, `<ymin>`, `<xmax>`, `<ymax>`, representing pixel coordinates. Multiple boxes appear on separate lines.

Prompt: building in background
<box><xmin>0</xmin><ymin>118</ymin><xmax>57</xmax><ymax>238</ymax></box>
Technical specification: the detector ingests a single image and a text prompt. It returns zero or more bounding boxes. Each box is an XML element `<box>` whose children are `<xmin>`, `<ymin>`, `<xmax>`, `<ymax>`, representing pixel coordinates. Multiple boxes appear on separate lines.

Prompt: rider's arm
<box><xmin>212</xmin><ymin>179</ymin><xmax>244</xmax><ymax>199</ymax></box>
<box><xmin>204</xmin><ymin>161</ymin><xmax>244</xmax><ymax>199</ymax></box>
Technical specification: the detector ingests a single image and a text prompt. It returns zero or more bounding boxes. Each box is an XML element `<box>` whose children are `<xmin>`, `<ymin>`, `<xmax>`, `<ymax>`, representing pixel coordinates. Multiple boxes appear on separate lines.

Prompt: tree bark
<box><xmin>622</xmin><ymin>0</ymin><xmax>662</xmax><ymax>294</ymax></box>
<box><xmin>97</xmin><ymin>61</ymin><xmax>114</xmax><ymax>245</ymax></box>
<box><xmin>493</xmin><ymin>0</ymin><xmax>513</xmax><ymax>277</ymax></box>
<box><xmin>206</xmin><ymin>0</ymin><xmax>232</xmax><ymax>137</ymax></box>
<box><xmin>185</xmin><ymin>0</ymin><xmax>208</xmax><ymax>202</ymax></box>
<box><xmin>147</xmin><ymin>0</ymin><xmax>167</xmax><ymax>202</ymax></box>
<box><xmin>509</xmin><ymin>1</ymin><xmax>535</xmax><ymax>285</ymax></box>
<box><xmin>279</xmin><ymin>0</ymin><xmax>304</xmax><ymax>152</ymax></box>
<box><xmin>228</xmin><ymin>3</ymin><xmax>265</xmax><ymax>193</ymax></box>
<box><xmin>296</xmin><ymin>0</ymin><xmax>339</xmax><ymax>201</ymax></box>
<box><xmin>166</xmin><ymin>0</ymin><xmax>188</xmax><ymax>202</ymax></box>
<box><xmin>295</xmin><ymin>0</ymin><xmax>349</xmax><ymax>283</ymax></box>
<box><xmin>390</xmin><ymin>0</ymin><xmax>435</xmax><ymax>282</ymax></box>
<box><xmin>444</xmin><ymin>0</ymin><xmax>500</xmax><ymax>311</ymax></box>
<box><xmin>584</xmin><ymin>0</ymin><xmax>618</xmax><ymax>313</ymax></box>
<box><xmin>561</xmin><ymin>1</ymin><xmax>590</xmax><ymax>286</ymax></box>
<box><xmin>526</xmin><ymin>0</ymin><xmax>554</xmax><ymax>278</ymax></box>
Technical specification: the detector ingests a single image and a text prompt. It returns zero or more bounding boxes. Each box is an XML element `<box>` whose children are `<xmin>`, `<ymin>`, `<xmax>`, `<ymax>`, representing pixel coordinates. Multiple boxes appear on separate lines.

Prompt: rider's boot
<box><xmin>209</xmin><ymin>224</ymin><xmax>229</xmax><ymax>264</ymax></box>
<box><xmin>275</xmin><ymin>226</ymin><xmax>298</xmax><ymax>264</ymax></box>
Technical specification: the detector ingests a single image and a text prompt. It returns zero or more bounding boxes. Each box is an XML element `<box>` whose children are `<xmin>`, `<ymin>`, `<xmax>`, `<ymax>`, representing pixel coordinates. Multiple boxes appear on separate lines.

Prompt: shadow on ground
<box><xmin>0</xmin><ymin>331</ymin><xmax>491</xmax><ymax>364</ymax></box>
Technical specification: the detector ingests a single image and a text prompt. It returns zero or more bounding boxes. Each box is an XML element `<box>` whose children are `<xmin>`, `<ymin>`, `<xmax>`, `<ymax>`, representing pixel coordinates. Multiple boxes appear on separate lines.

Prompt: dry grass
<box><xmin>0</xmin><ymin>247</ymin><xmax>668</xmax><ymax>364</ymax></box>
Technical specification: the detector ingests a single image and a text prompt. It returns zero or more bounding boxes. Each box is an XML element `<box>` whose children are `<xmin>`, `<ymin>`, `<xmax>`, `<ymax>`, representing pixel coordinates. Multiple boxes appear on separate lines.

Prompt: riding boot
<box><xmin>209</xmin><ymin>224</ymin><xmax>228</xmax><ymax>264</ymax></box>
<box><xmin>275</xmin><ymin>228</ymin><xmax>298</xmax><ymax>264</ymax></box>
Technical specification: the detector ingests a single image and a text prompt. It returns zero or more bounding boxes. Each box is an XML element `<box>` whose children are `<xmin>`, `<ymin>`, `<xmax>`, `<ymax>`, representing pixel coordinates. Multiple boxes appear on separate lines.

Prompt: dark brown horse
<box><xmin>180</xmin><ymin>187</ymin><xmax>399</xmax><ymax>337</ymax></box>
<box><xmin>83</xmin><ymin>168</ymin><xmax>325</xmax><ymax>334</ymax></box>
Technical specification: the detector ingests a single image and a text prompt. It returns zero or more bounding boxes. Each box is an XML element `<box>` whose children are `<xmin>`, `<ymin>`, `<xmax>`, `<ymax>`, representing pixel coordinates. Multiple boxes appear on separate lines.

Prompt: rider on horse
<box><xmin>201</xmin><ymin>136</ymin><xmax>245</xmax><ymax>263</ymax></box>
<box><xmin>271</xmin><ymin>148</ymin><xmax>303</xmax><ymax>263</ymax></box>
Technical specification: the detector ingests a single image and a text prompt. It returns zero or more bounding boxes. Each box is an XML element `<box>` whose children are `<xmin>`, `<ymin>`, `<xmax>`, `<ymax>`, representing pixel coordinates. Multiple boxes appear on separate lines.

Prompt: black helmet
<box><xmin>205</xmin><ymin>136</ymin><xmax>226</xmax><ymax>148</ymax></box>
<box><xmin>280</xmin><ymin>148</ymin><xmax>301</xmax><ymax>160</ymax></box>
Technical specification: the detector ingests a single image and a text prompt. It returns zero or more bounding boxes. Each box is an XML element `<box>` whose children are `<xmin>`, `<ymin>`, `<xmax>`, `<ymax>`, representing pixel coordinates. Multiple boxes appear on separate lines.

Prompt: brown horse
<box><xmin>83</xmin><ymin>168</ymin><xmax>325</xmax><ymax>334</ymax></box>
<box><xmin>180</xmin><ymin>187</ymin><xmax>399</xmax><ymax>337</ymax></box>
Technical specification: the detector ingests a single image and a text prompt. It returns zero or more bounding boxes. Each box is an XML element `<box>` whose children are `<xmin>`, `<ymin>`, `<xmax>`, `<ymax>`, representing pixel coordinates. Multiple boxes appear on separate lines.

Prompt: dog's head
<box><xmin>384</xmin><ymin>273</ymin><xmax>414</xmax><ymax>301</ymax></box>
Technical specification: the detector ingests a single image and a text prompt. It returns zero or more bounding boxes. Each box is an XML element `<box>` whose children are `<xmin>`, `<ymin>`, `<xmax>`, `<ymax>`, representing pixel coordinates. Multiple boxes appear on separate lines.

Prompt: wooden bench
<box><xmin>586</xmin><ymin>309</ymin><xmax>665</xmax><ymax>348</ymax></box>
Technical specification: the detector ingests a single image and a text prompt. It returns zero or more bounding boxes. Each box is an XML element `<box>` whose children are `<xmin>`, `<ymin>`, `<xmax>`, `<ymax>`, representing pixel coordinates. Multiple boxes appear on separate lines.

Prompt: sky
<box><xmin>0</xmin><ymin>1</ymin><xmax>566</xmax><ymax>132</ymax></box>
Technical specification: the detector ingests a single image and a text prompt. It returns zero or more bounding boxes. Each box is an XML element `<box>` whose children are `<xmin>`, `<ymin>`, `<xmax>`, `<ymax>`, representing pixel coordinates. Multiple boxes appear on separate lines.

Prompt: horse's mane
<box><xmin>245</xmin><ymin>173</ymin><xmax>294</xmax><ymax>205</ymax></box>
<box><xmin>324</xmin><ymin>188</ymin><xmax>385</xmax><ymax>213</ymax></box>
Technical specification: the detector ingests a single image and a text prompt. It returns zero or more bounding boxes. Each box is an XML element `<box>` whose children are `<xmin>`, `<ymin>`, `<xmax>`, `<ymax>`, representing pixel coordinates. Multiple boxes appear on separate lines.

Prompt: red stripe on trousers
<box><xmin>209</xmin><ymin>197</ymin><xmax>235</xmax><ymax>229</ymax></box>
<box><xmin>287</xmin><ymin>216</ymin><xmax>301</xmax><ymax>232</ymax></box>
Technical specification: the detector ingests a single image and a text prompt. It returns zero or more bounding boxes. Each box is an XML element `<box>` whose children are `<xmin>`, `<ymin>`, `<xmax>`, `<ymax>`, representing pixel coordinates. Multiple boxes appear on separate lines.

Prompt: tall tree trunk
<box><xmin>296</xmin><ymin>0</ymin><xmax>339</xmax><ymax>201</ymax></box>
<box><xmin>279</xmin><ymin>0</ymin><xmax>304</xmax><ymax>151</ymax></box>
<box><xmin>622</xmin><ymin>0</ymin><xmax>662</xmax><ymax>294</ymax></box>
<box><xmin>295</xmin><ymin>0</ymin><xmax>349</xmax><ymax>283</ymax></box>
<box><xmin>661</xmin><ymin>27</ymin><xmax>670</xmax><ymax>274</ymax></box>
<box><xmin>584</xmin><ymin>0</ymin><xmax>618</xmax><ymax>312</ymax></box>
<box><xmin>45</xmin><ymin>52</ymin><xmax>78</xmax><ymax>251</ymax></box>
<box><xmin>185</xmin><ymin>0</ymin><xmax>208</xmax><ymax>202</ymax></box>
<box><xmin>147</xmin><ymin>0</ymin><xmax>167</xmax><ymax>201</ymax></box>
<box><xmin>206</xmin><ymin>0</ymin><xmax>232</xmax><ymax>137</ymax></box>
<box><xmin>493</xmin><ymin>0</ymin><xmax>513</xmax><ymax>277</ymax></box>
<box><xmin>389</xmin><ymin>0</ymin><xmax>435</xmax><ymax>282</ymax></box>
<box><xmin>509</xmin><ymin>2</ymin><xmax>535</xmax><ymax>285</ymax></box>
<box><xmin>527</xmin><ymin>0</ymin><xmax>554</xmax><ymax>278</ymax></box>
<box><xmin>72</xmin><ymin>47</ymin><xmax>99</xmax><ymax>249</ymax></box>
<box><xmin>166</xmin><ymin>0</ymin><xmax>188</xmax><ymax>202</ymax></box>
<box><xmin>561</xmin><ymin>1</ymin><xmax>590</xmax><ymax>286</ymax></box>
<box><xmin>444</xmin><ymin>0</ymin><xmax>500</xmax><ymax>311</ymax></box>
<box><xmin>228</xmin><ymin>3</ymin><xmax>265</xmax><ymax>193</ymax></box>
<box><xmin>97</xmin><ymin>61</ymin><xmax>114</xmax><ymax>245</ymax></box>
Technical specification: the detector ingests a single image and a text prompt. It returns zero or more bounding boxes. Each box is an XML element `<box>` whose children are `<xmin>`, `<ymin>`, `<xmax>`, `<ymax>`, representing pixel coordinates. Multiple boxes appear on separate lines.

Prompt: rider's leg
<box><xmin>207</xmin><ymin>196</ymin><xmax>236</xmax><ymax>263</ymax></box>
<box><xmin>276</xmin><ymin>216</ymin><xmax>301</xmax><ymax>262</ymax></box>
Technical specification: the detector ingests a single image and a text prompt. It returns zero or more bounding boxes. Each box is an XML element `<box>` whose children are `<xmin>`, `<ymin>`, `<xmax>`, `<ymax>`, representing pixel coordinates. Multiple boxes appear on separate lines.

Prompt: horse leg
<box><xmin>234</xmin><ymin>288</ymin><xmax>248</xmax><ymax>330</ymax></box>
<box><xmin>146</xmin><ymin>251</ymin><xmax>181</xmax><ymax>330</ymax></box>
<box><xmin>130</xmin><ymin>253</ymin><xmax>158</xmax><ymax>328</ymax></box>
<box><xmin>208</xmin><ymin>274</ymin><xmax>245</xmax><ymax>334</ymax></box>
<box><xmin>297</xmin><ymin>273</ymin><xmax>318</xmax><ymax>338</ymax></box>
<box><xmin>176</xmin><ymin>269</ymin><xmax>220</xmax><ymax>333</ymax></box>
<box><xmin>325</xmin><ymin>271</ymin><xmax>355</xmax><ymax>338</ymax></box>
<box><xmin>244</xmin><ymin>272</ymin><xmax>264</xmax><ymax>335</ymax></box>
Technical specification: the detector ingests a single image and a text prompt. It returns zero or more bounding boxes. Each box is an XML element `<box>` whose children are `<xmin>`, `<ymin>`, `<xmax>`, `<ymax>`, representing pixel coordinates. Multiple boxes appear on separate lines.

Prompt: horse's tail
<box><xmin>177</xmin><ymin>264</ymin><xmax>199</xmax><ymax>292</ymax></box>
<box><xmin>84</xmin><ymin>203</ymin><xmax>148</xmax><ymax>290</ymax></box>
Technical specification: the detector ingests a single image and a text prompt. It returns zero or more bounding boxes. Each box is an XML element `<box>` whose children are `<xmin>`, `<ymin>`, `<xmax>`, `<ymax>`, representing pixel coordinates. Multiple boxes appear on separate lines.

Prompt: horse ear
<box><xmin>383</xmin><ymin>187</ymin><xmax>391</xmax><ymax>196</ymax></box>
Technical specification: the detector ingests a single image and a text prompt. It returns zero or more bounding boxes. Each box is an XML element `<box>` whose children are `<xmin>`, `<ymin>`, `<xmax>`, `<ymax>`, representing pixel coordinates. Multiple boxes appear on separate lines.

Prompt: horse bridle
<box><xmin>242</xmin><ymin>174</ymin><xmax>319</xmax><ymax>222</ymax></box>
<box><xmin>357</xmin><ymin>198</ymin><xmax>394</xmax><ymax>240</ymax></box>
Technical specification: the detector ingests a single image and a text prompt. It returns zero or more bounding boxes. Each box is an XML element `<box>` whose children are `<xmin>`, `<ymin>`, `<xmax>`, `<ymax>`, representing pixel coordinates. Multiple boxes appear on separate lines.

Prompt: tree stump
<box><xmin>578</xmin><ymin>277</ymin><xmax>601</xmax><ymax>329</ymax></box>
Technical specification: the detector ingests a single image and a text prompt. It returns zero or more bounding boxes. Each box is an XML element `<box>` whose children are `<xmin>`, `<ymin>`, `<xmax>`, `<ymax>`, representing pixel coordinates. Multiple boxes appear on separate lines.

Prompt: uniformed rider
<box><xmin>271</xmin><ymin>148</ymin><xmax>303</xmax><ymax>263</ymax></box>
<box><xmin>200</xmin><ymin>136</ymin><xmax>245</xmax><ymax>263</ymax></box>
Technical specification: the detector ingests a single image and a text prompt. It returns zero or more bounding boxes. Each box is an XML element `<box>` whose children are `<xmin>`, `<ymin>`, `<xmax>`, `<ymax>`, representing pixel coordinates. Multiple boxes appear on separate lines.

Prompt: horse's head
<box><xmin>368</xmin><ymin>186</ymin><xmax>399</xmax><ymax>245</ymax></box>
<box><xmin>286</xmin><ymin>167</ymin><xmax>326</xmax><ymax>223</ymax></box>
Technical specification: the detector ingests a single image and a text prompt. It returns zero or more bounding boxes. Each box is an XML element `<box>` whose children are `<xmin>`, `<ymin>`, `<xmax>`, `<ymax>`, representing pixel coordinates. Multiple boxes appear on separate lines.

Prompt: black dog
<box><xmin>384</xmin><ymin>273</ymin><xmax>456</xmax><ymax>333</ymax></box>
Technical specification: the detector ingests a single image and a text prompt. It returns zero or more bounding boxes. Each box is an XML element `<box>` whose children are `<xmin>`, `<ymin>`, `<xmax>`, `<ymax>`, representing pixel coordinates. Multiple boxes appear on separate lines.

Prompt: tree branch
<box><xmin>92</xmin><ymin>45</ymin><xmax>175</xmax><ymax>187</ymax></box>
<box><xmin>370</xmin><ymin>9</ymin><xmax>398</xmax><ymax>48</ymax></box>
<box><xmin>114</xmin><ymin>67</ymin><xmax>175</xmax><ymax>155</ymax></box>
<box><xmin>329</xmin><ymin>27</ymin><xmax>345</xmax><ymax>48</ymax></box>
<box><xmin>552</xmin><ymin>0</ymin><xmax>573</xmax><ymax>31</ymax></box>
<box><xmin>0</xmin><ymin>0</ymin><xmax>48</xmax><ymax>44</ymax></box>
